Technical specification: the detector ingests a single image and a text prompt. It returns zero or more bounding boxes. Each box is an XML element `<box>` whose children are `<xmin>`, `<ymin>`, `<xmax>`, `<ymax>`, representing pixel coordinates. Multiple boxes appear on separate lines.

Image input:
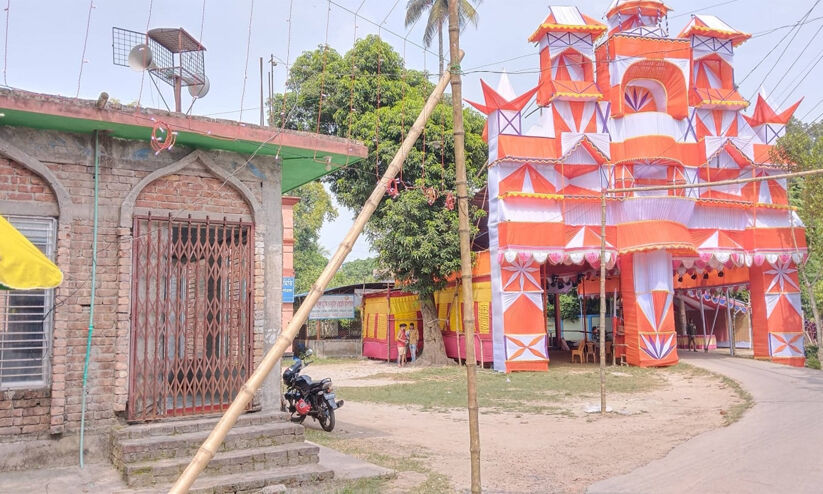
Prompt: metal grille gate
<box><xmin>128</xmin><ymin>214</ymin><xmax>254</xmax><ymax>422</ymax></box>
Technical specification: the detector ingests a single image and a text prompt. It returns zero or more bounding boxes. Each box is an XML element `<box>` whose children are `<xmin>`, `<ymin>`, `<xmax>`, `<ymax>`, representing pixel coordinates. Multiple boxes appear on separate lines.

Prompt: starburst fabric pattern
<box><xmin>502</xmin><ymin>258</ymin><xmax>542</xmax><ymax>292</ymax></box>
<box><xmin>765</xmin><ymin>261</ymin><xmax>799</xmax><ymax>293</ymax></box>
<box><xmin>505</xmin><ymin>334</ymin><xmax>548</xmax><ymax>361</ymax></box>
<box><xmin>769</xmin><ymin>333</ymin><xmax>804</xmax><ymax>358</ymax></box>
<box><xmin>640</xmin><ymin>333</ymin><xmax>676</xmax><ymax>360</ymax></box>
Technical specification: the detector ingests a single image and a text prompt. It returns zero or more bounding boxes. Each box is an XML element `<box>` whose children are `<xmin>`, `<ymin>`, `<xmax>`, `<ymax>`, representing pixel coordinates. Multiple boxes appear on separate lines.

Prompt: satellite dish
<box><xmin>188</xmin><ymin>75</ymin><xmax>210</xmax><ymax>98</ymax></box>
<box><xmin>127</xmin><ymin>44</ymin><xmax>154</xmax><ymax>71</ymax></box>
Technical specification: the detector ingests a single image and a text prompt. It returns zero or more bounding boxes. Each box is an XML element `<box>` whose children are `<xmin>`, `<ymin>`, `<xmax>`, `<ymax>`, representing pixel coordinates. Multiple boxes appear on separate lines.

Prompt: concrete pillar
<box><xmin>260</xmin><ymin>158</ymin><xmax>283</xmax><ymax>410</ymax></box>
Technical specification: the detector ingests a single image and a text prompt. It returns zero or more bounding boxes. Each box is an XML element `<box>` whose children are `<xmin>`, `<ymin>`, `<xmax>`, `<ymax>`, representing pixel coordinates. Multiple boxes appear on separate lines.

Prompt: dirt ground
<box><xmin>303</xmin><ymin>358</ymin><xmax>743</xmax><ymax>494</ymax></box>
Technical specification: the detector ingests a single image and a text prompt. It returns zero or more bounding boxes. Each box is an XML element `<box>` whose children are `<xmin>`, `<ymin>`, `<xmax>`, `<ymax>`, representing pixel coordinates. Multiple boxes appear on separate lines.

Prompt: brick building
<box><xmin>0</xmin><ymin>90</ymin><xmax>366</xmax><ymax>464</ymax></box>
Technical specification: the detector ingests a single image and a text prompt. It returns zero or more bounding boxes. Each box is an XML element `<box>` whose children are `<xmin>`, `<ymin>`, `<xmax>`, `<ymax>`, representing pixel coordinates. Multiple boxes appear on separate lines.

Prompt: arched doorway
<box><xmin>127</xmin><ymin>170</ymin><xmax>256</xmax><ymax>422</ymax></box>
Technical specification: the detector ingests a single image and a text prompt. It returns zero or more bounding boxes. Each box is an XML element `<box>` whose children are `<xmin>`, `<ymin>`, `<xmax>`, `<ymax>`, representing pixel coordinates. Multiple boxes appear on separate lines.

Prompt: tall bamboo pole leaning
<box><xmin>599</xmin><ymin>190</ymin><xmax>607</xmax><ymax>414</ymax></box>
<box><xmin>169</xmin><ymin>57</ymin><xmax>461</xmax><ymax>494</ymax></box>
<box><xmin>447</xmin><ymin>1</ymin><xmax>481</xmax><ymax>492</ymax></box>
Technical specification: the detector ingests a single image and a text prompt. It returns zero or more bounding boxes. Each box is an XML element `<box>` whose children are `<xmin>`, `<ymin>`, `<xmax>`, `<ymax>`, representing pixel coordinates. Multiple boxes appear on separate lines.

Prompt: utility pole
<box><xmin>269</xmin><ymin>54</ymin><xmax>277</xmax><ymax>126</ymax></box>
<box><xmin>259</xmin><ymin>56</ymin><xmax>265</xmax><ymax>127</ymax></box>
<box><xmin>448</xmin><ymin>1</ymin><xmax>481</xmax><ymax>492</ymax></box>
<box><xmin>599</xmin><ymin>191</ymin><xmax>607</xmax><ymax>414</ymax></box>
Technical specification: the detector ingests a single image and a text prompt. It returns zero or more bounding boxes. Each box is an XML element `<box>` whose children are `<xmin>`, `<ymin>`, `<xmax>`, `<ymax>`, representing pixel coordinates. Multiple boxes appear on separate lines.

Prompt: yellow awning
<box><xmin>0</xmin><ymin>214</ymin><xmax>62</xmax><ymax>290</ymax></box>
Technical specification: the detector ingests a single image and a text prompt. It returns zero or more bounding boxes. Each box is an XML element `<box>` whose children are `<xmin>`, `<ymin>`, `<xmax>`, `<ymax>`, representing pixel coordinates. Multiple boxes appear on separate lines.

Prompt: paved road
<box><xmin>588</xmin><ymin>352</ymin><xmax>823</xmax><ymax>494</ymax></box>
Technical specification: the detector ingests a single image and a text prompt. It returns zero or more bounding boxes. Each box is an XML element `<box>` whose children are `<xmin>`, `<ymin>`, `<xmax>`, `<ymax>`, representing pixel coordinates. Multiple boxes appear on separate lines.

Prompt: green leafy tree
<box><xmin>404</xmin><ymin>0</ymin><xmax>482</xmax><ymax>76</ymax></box>
<box><xmin>292</xmin><ymin>182</ymin><xmax>338</xmax><ymax>294</ymax></box>
<box><xmin>273</xmin><ymin>36</ymin><xmax>487</xmax><ymax>364</ymax></box>
<box><xmin>774</xmin><ymin>120</ymin><xmax>823</xmax><ymax>364</ymax></box>
<box><xmin>330</xmin><ymin>257</ymin><xmax>381</xmax><ymax>288</ymax></box>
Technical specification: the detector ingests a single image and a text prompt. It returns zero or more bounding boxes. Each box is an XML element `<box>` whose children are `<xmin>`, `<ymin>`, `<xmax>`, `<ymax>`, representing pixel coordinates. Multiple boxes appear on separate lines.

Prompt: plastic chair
<box><xmin>585</xmin><ymin>341</ymin><xmax>596</xmax><ymax>363</ymax></box>
<box><xmin>571</xmin><ymin>343</ymin><xmax>585</xmax><ymax>363</ymax></box>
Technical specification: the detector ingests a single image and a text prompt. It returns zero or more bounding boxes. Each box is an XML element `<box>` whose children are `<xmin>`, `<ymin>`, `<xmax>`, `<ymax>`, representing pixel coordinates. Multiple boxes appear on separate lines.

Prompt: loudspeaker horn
<box><xmin>127</xmin><ymin>44</ymin><xmax>154</xmax><ymax>71</ymax></box>
<box><xmin>188</xmin><ymin>75</ymin><xmax>210</xmax><ymax>98</ymax></box>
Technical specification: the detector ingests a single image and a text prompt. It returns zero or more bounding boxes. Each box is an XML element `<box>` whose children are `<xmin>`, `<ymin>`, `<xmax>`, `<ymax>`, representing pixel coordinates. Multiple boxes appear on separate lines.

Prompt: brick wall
<box><xmin>0</xmin><ymin>390</ymin><xmax>51</xmax><ymax>438</ymax></box>
<box><xmin>0</xmin><ymin>160</ymin><xmax>58</xmax><ymax>439</ymax></box>
<box><xmin>0</xmin><ymin>132</ymin><xmax>289</xmax><ymax>441</ymax></box>
<box><xmin>0</xmin><ymin>158</ymin><xmax>57</xmax><ymax>204</ymax></box>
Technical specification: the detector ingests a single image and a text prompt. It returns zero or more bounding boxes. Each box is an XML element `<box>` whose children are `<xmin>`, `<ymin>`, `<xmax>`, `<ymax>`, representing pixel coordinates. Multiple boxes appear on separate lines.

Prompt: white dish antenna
<box><xmin>127</xmin><ymin>44</ymin><xmax>155</xmax><ymax>71</ymax></box>
<box><xmin>188</xmin><ymin>75</ymin><xmax>210</xmax><ymax>98</ymax></box>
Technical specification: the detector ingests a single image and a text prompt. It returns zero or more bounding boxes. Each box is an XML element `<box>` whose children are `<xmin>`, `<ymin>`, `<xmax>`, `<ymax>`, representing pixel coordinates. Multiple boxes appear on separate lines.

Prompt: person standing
<box><xmin>687</xmin><ymin>320</ymin><xmax>697</xmax><ymax>352</ymax></box>
<box><xmin>408</xmin><ymin>322</ymin><xmax>419</xmax><ymax>362</ymax></box>
<box><xmin>396</xmin><ymin>323</ymin><xmax>409</xmax><ymax>367</ymax></box>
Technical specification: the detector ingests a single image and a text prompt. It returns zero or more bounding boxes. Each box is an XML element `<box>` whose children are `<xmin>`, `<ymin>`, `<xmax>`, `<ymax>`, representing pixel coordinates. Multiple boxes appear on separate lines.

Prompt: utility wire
<box><xmin>75</xmin><ymin>1</ymin><xmax>95</xmax><ymax>98</ymax></box>
<box><xmin>3</xmin><ymin>0</ymin><xmax>9</xmax><ymax>86</ymax></box>
<box><xmin>669</xmin><ymin>0</ymin><xmax>740</xmax><ymax>19</ymax></box>
<box><xmin>198</xmin><ymin>0</ymin><xmax>207</xmax><ymax>42</ymax></box>
<box><xmin>328</xmin><ymin>0</ymin><xmax>439</xmax><ymax>60</ymax></box>
<box><xmin>239</xmin><ymin>0</ymin><xmax>255</xmax><ymax>122</ymax></box>
<box><xmin>749</xmin><ymin>0</ymin><xmax>822</xmax><ymax>100</ymax></box>
<box><xmin>776</xmin><ymin>46</ymin><xmax>823</xmax><ymax>110</ymax></box>
<box><xmin>135</xmin><ymin>0</ymin><xmax>154</xmax><ymax>109</ymax></box>
<box><xmin>800</xmin><ymin>97</ymin><xmax>823</xmax><ymax>121</ymax></box>
<box><xmin>767</xmin><ymin>20</ymin><xmax>823</xmax><ymax>101</ymax></box>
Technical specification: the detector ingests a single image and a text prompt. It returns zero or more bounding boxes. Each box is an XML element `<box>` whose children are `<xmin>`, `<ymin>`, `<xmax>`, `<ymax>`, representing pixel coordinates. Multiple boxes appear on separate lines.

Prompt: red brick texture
<box><xmin>0</xmin><ymin>158</ymin><xmax>57</xmax><ymax>204</ymax></box>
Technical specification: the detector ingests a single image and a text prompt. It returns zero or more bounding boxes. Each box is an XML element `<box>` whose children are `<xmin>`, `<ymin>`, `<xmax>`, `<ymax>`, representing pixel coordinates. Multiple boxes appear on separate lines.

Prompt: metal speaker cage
<box><xmin>113</xmin><ymin>27</ymin><xmax>206</xmax><ymax>87</ymax></box>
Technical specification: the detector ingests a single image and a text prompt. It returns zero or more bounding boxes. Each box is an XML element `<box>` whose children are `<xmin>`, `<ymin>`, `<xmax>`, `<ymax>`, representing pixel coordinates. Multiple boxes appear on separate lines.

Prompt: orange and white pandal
<box><xmin>468</xmin><ymin>2</ymin><xmax>806</xmax><ymax>372</ymax></box>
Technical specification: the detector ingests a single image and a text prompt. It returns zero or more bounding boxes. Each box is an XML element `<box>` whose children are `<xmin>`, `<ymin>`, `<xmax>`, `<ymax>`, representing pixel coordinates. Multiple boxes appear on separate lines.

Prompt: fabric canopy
<box><xmin>0</xmin><ymin>214</ymin><xmax>62</xmax><ymax>290</ymax></box>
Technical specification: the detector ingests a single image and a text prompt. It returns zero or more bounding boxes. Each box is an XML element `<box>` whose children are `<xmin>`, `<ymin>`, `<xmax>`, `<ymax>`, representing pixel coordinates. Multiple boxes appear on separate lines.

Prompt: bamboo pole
<box><xmin>448</xmin><ymin>2</ymin><xmax>481</xmax><ymax>492</ymax></box>
<box><xmin>700</xmin><ymin>291</ymin><xmax>708</xmax><ymax>352</ymax></box>
<box><xmin>726</xmin><ymin>288</ymin><xmax>736</xmax><ymax>357</ymax></box>
<box><xmin>599</xmin><ymin>190</ymin><xmax>607</xmax><ymax>414</ymax></box>
<box><xmin>169</xmin><ymin>59</ymin><xmax>461</xmax><ymax>494</ymax></box>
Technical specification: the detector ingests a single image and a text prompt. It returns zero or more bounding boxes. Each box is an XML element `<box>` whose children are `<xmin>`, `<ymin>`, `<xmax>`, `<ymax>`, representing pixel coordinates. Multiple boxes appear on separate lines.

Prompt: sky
<box><xmin>4</xmin><ymin>0</ymin><xmax>823</xmax><ymax>260</ymax></box>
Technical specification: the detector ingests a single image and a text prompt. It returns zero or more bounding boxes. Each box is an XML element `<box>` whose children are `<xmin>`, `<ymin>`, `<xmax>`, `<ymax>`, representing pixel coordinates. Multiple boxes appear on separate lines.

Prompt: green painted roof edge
<box><xmin>0</xmin><ymin>107</ymin><xmax>364</xmax><ymax>193</ymax></box>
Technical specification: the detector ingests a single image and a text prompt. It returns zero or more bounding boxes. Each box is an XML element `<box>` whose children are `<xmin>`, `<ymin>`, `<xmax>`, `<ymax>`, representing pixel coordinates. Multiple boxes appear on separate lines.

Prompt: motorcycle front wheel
<box><xmin>317</xmin><ymin>400</ymin><xmax>335</xmax><ymax>432</ymax></box>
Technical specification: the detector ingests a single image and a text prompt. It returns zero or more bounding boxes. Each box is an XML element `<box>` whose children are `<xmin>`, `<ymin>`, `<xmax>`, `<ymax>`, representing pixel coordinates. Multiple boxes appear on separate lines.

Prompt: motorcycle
<box><xmin>282</xmin><ymin>349</ymin><xmax>343</xmax><ymax>432</ymax></box>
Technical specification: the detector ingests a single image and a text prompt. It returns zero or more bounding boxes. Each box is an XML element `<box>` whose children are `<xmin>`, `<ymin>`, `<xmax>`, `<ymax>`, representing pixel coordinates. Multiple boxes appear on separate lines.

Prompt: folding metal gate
<box><xmin>128</xmin><ymin>214</ymin><xmax>254</xmax><ymax>422</ymax></box>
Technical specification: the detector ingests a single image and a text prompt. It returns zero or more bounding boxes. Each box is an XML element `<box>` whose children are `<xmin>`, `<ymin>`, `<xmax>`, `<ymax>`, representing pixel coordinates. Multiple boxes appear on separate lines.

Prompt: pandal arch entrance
<box><xmin>468</xmin><ymin>1</ymin><xmax>807</xmax><ymax>372</ymax></box>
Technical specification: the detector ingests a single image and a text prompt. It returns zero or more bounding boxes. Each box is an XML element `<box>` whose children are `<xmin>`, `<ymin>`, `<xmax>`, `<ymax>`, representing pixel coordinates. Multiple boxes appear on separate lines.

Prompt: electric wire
<box><xmin>776</xmin><ymin>48</ymin><xmax>823</xmax><ymax>111</ymax></box>
<box><xmin>280</xmin><ymin>0</ymin><xmax>294</xmax><ymax>128</ymax></box>
<box><xmin>3</xmin><ymin>0</ymin><xmax>9</xmax><ymax>86</ymax></box>
<box><xmin>766</xmin><ymin>21</ymin><xmax>823</xmax><ymax>103</ymax></box>
<box><xmin>239</xmin><ymin>0</ymin><xmax>255</xmax><ymax>121</ymax></box>
<box><xmin>198</xmin><ymin>0</ymin><xmax>207</xmax><ymax>42</ymax></box>
<box><xmin>799</xmin><ymin>97</ymin><xmax>823</xmax><ymax>121</ymax></box>
<box><xmin>327</xmin><ymin>0</ymin><xmax>439</xmax><ymax>60</ymax></box>
<box><xmin>135</xmin><ymin>0</ymin><xmax>154</xmax><ymax>109</ymax></box>
<box><xmin>748</xmin><ymin>0</ymin><xmax>822</xmax><ymax>100</ymax></box>
<box><xmin>75</xmin><ymin>0</ymin><xmax>94</xmax><ymax>98</ymax></box>
<box><xmin>669</xmin><ymin>0</ymin><xmax>740</xmax><ymax>19</ymax></box>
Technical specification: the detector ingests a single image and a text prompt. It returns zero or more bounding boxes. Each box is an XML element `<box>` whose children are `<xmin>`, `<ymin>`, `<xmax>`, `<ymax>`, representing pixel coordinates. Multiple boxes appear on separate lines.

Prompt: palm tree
<box><xmin>405</xmin><ymin>0</ymin><xmax>481</xmax><ymax>76</ymax></box>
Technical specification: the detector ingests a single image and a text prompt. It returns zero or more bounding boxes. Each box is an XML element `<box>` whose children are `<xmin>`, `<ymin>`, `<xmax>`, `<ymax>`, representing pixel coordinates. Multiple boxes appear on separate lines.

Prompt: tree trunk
<box><xmin>438</xmin><ymin>23</ymin><xmax>444</xmax><ymax>77</ymax></box>
<box><xmin>416</xmin><ymin>292</ymin><xmax>453</xmax><ymax>366</ymax></box>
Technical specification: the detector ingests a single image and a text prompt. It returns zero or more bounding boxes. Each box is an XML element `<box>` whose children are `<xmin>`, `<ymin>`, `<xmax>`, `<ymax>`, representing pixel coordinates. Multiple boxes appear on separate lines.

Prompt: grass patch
<box><xmin>305</xmin><ymin>429</ymin><xmax>453</xmax><ymax>493</ymax></box>
<box><xmin>338</xmin><ymin>363</ymin><xmax>664</xmax><ymax>413</ymax></box>
<box><xmin>806</xmin><ymin>345</ymin><xmax>821</xmax><ymax>370</ymax></box>
<box><xmin>718</xmin><ymin>375</ymin><xmax>753</xmax><ymax>425</ymax></box>
<box><xmin>281</xmin><ymin>356</ymin><xmax>364</xmax><ymax>368</ymax></box>
<box><xmin>673</xmin><ymin>363</ymin><xmax>753</xmax><ymax>426</ymax></box>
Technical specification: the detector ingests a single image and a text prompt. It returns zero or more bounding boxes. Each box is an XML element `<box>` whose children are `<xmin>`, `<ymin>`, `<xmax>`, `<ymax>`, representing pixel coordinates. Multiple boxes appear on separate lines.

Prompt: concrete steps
<box><xmin>109</xmin><ymin>411</ymin><xmax>333</xmax><ymax>490</ymax></box>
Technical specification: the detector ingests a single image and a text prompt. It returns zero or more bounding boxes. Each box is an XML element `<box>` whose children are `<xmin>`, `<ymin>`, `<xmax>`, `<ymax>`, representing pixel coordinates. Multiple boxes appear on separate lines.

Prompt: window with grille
<box><xmin>0</xmin><ymin>216</ymin><xmax>56</xmax><ymax>389</ymax></box>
